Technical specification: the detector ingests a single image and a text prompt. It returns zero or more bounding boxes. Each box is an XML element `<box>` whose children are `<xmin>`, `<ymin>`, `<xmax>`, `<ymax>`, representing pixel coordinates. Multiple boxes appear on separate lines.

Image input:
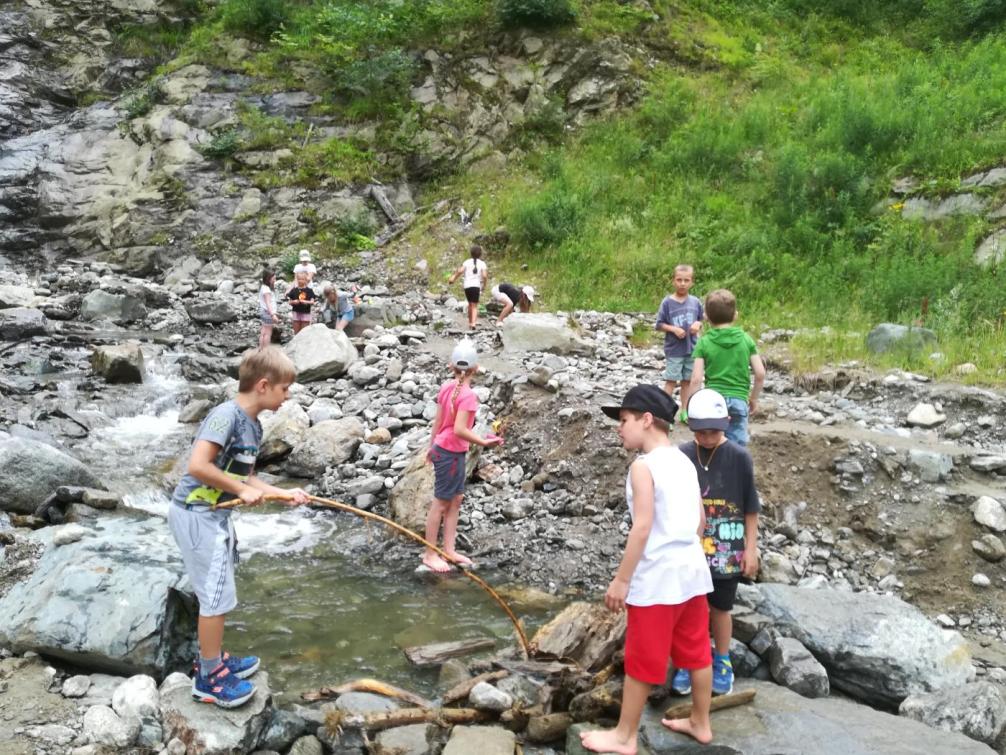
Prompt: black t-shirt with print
<box><xmin>679</xmin><ymin>439</ymin><xmax>760</xmax><ymax>579</ymax></box>
<box><xmin>287</xmin><ymin>286</ymin><xmax>317</xmax><ymax>314</ymax></box>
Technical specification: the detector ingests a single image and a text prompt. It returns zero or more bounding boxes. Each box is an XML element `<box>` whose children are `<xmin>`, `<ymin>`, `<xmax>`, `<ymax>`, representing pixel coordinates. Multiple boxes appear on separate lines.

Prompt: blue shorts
<box><xmin>430</xmin><ymin>445</ymin><xmax>467</xmax><ymax>499</ymax></box>
<box><xmin>663</xmin><ymin>356</ymin><xmax>694</xmax><ymax>382</ymax></box>
<box><xmin>725</xmin><ymin>396</ymin><xmax>749</xmax><ymax>446</ymax></box>
<box><xmin>339</xmin><ymin>309</ymin><xmax>355</xmax><ymax>323</ymax></box>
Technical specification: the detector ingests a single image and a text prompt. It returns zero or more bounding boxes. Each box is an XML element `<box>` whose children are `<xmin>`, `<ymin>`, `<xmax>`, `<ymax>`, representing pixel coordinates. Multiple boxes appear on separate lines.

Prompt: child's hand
<box><xmin>671</xmin><ymin>326</ymin><xmax>686</xmax><ymax>339</ymax></box>
<box><xmin>286</xmin><ymin>488</ymin><xmax>310</xmax><ymax>506</ymax></box>
<box><xmin>238</xmin><ymin>486</ymin><xmax>264</xmax><ymax>507</ymax></box>
<box><xmin>483</xmin><ymin>433</ymin><xmax>504</xmax><ymax>448</ymax></box>
<box><xmin>742</xmin><ymin>549</ymin><xmax>760</xmax><ymax>579</ymax></box>
<box><xmin>748</xmin><ymin>397</ymin><xmax>759</xmax><ymax>415</ymax></box>
<box><xmin>689</xmin><ymin>321</ymin><xmax>702</xmax><ymax>335</ymax></box>
<box><xmin>604</xmin><ymin>577</ymin><xmax>629</xmax><ymax>612</ymax></box>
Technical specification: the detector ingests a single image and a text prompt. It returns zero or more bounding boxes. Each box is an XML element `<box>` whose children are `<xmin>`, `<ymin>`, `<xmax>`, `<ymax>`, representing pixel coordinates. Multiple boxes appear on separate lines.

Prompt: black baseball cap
<box><xmin>601</xmin><ymin>384</ymin><xmax>678</xmax><ymax>424</ymax></box>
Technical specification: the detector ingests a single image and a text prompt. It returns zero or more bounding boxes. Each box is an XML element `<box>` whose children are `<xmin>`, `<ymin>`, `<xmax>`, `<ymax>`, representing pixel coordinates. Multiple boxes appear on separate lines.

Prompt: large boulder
<box><xmin>388</xmin><ymin>448</ymin><xmax>481</xmax><ymax>532</ymax></box>
<box><xmin>899</xmin><ymin>681</ymin><xmax>1006</xmax><ymax>746</ymax></box>
<box><xmin>0</xmin><ymin>284</ymin><xmax>34</xmax><ymax>308</ymax></box>
<box><xmin>185</xmin><ymin>300</ymin><xmax>237</xmax><ymax>324</ymax></box>
<box><xmin>284</xmin><ymin>324</ymin><xmax>357</xmax><ymax>382</ymax></box>
<box><xmin>0</xmin><ymin>437</ymin><xmax>104</xmax><ymax>514</ymax></box>
<box><xmin>80</xmin><ymin>289</ymin><xmax>147</xmax><ymax>323</ymax></box>
<box><xmin>91</xmin><ymin>342</ymin><xmax>145</xmax><ymax>383</ymax></box>
<box><xmin>747</xmin><ymin>584</ymin><xmax>974</xmax><ymax>706</ymax></box>
<box><xmin>633</xmin><ymin>680</ymin><xmax>994</xmax><ymax>754</ymax></box>
<box><xmin>0</xmin><ymin>307</ymin><xmax>48</xmax><ymax>340</ymax></box>
<box><xmin>344</xmin><ymin>297</ymin><xmax>404</xmax><ymax>337</ymax></box>
<box><xmin>866</xmin><ymin>323</ymin><xmax>936</xmax><ymax>354</ymax></box>
<box><xmin>160</xmin><ymin>671</ymin><xmax>272</xmax><ymax>754</ymax></box>
<box><xmin>285</xmin><ymin>418</ymin><xmax>365</xmax><ymax>477</ymax></box>
<box><xmin>0</xmin><ymin>518</ymin><xmax>197</xmax><ymax>676</ymax></box>
<box><xmin>501</xmin><ymin>313</ymin><xmax>593</xmax><ymax>355</ymax></box>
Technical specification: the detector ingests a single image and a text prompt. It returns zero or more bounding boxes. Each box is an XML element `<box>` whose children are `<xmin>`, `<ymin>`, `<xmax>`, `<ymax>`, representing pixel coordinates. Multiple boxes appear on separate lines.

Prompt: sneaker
<box><xmin>678</xmin><ymin>410</ymin><xmax>688</xmax><ymax>424</ymax></box>
<box><xmin>192</xmin><ymin>652</ymin><xmax>260</xmax><ymax>680</ymax></box>
<box><xmin>670</xmin><ymin>668</ymin><xmax>691</xmax><ymax>695</ymax></box>
<box><xmin>712</xmin><ymin>654</ymin><xmax>734</xmax><ymax>696</ymax></box>
<box><xmin>191</xmin><ymin>664</ymin><xmax>255</xmax><ymax>709</ymax></box>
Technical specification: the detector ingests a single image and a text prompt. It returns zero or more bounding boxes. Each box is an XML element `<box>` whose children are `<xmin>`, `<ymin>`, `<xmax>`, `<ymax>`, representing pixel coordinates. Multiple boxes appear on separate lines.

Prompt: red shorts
<box><xmin>624</xmin><ymin>595</ymin><xmax>711</xmax><ymax>684</ymax></box>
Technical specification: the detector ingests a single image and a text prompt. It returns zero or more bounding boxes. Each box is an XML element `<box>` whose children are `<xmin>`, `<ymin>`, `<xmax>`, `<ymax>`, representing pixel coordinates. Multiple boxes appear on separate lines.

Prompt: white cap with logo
<box><xmin>687</xmin><ymin>388</ymin><xmax>731</xmax><ymax>431</ymax></box>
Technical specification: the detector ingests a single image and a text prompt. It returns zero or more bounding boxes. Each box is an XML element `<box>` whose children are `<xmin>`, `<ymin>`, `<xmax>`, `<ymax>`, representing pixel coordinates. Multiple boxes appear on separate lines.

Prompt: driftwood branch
<box><xmin>301</xmin><ymin>678</ymin><xmax>433</xmax><ymax>708</ymax></box>
<box><xmin>404</xmin><ymin>638</ymin><xmax>496</xmax><ymax>667</ymax></box>
<box><xmin>663</xmin><ymin>688</ymin><xmax>757</xmax><ymax>719</ymax></box>
<box><xmin>326</xmin><ymin>706</ymin><xmax>491</xmax><ymax>734</ymax></box>
<box><xmin>442</xmin><ymin>670</ymin><xmax>510</xmax><ymax>705</ymax></box>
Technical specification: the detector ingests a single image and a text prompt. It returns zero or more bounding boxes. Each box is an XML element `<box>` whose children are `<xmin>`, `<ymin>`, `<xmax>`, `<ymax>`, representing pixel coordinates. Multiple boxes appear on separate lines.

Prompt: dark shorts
<box><xmin>431</xmin><ymin>444</ymin><xmax>467</xmax><ymax>499</ymax></box>
<box><xmin>464</xmin><ymin>286</ymin><xmax>481</xmax><ymax>304</ymax></box>
<box><xmin>708</xmin><ymin>576</ymin><xmax>741</xmax><ymax>612</ymax></box>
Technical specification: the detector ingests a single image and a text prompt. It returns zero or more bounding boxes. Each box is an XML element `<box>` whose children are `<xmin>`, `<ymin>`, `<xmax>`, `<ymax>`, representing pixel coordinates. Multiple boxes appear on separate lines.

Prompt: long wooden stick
<box><xmin>327</xmin><ymin>706</ymin><xmax>490</xmax><ymax>733</ymax></box>
<box><xmin>218</xmin><ymin>493</ymin><xmax>531</xmax><ymax>656</ymax></box>
<box><xmin>663</xmin><ymin>688</ymin><xmax>757</xmax><ymax>719</ymax></box>
<box><xmin>301</xmin><ymin>678</ymin><xmax>433</xmax><ymax>708</ymax></box>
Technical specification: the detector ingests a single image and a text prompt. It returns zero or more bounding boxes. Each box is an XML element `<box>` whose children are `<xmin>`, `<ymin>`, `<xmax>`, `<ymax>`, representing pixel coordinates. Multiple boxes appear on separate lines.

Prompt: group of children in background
<box><xmin>447</xmin><ymin>244</ymin><xmax>536</xmax><ymax>329</ymax></box>
<box><xmin>258</xmin><ymin>250</ymin><xmax>358</xmax><ymax>348</ymax></box>
<box><xmin>174</xmin><ymin>253</ymin><xmax>764</xmax><ymax>750</ymax></box>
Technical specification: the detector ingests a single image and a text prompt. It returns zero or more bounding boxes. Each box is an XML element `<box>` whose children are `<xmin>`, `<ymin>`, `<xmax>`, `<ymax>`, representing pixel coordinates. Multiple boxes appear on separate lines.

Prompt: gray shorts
<box><xmin>431</xmin><ymin>445</ymin><xmax>467</xmax><ymax>499</ymax></box>
<box><xmin>663</xmin><ymin>356</ymin><xmax>694</xmax><ymax>382</ymax></box>
<box><xmin>168</xmin><ymin>504</ymin><xmax>238</xmax><ymax>617</ymax></box>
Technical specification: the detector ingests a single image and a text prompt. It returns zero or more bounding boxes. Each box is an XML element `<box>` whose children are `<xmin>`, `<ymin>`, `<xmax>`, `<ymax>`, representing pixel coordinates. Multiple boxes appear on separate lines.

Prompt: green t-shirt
<box><xmin>692</xmin><ymin>326</ymin><xmax>758</xmax><ymax>400</ymax></box>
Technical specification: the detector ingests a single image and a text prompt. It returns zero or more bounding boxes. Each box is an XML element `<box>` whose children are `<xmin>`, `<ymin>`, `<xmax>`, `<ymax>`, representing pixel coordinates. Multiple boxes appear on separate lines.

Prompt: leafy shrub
<box><xmin>279</xmin><ymin>249</ymin><xmax>299</xmax><ymax>277</ymax></box>
<box><xmin>511</xmin><ymin>187</ymin><xmax>584</xmax><ymax>248</ymax></box>
<box><xmin>497</xmin><ymin>0</ymin><xmax>576</xmax><ymax>29</ymax></box>
<box><xmin>924</xmin><ymin>0</ymin><xmax>1006</xmax><ymax>36</ymax></box>
<box><xmin>334</xmin><ymin>48</ymin><xmax>416</xmax><ymax>113</ymax></box>
<box><xmin>219</xmin><ymin>0</ymin><xmax>291</xmax><ymax>40</ymax></box>
<box><xmin>336</xmin><ymin>211</ymin><xmax>377</xmax><ymax>249</ymax></box>
<box><xmin>200</xmin><ymin>129</ymin><xmax>241</xmax><ymax>159</ymax></box>
<box><xmin>122</xmin><ymin>78</ymin><xmax>163</xmax><ymax>120</ymax></box>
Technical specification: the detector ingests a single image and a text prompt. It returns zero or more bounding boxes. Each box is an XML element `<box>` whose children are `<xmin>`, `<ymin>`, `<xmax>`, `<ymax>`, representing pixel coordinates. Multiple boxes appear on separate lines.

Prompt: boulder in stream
<box><xmin>0</xmin><ymin>307</ymin><xmax>48</xmax><ymax>340</ymax></box>
<box><xmin>0</xmin><ymin>437</ymin><xmax>104</xmax><ymax>514</ymax></box>
<box><xmin>284</xmin><ymin>324</ymin><xmax>357</xmax><ymax>381</ymax></box>
<box><xmin>80</xmin><ymin>289</ymin><xmax>147</xmax><ymax>323</ymax></box>
<box><xmin>91</xmin><ymin>342</ymin><xmax>145</xmax><ymax>383</ymax></box>
<box><xmin>286</xmin><ymin>417</ymin><xmax>364</xmax><ymax>477</ymax></box>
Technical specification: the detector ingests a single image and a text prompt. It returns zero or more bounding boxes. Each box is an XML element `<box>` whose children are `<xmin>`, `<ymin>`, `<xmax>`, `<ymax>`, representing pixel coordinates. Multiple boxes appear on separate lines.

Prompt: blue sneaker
<box><xmin>712</xmin><ymin>654</ymin><xmax>734</xmax><ymax>696</ymax></box>
<box><xmin>671</xmin><ymin>668</ymin><xmax>691</xmax><ymax>695</ymax></box>
<box><xmin>192</xmin><ymin>652</ymin><xmax>260</xmax><ymax>680</ymax></box>
<box><xmin>191</xmin><ymin>664</ymin><xmax>256</xmax><ymax>709</ymax></box>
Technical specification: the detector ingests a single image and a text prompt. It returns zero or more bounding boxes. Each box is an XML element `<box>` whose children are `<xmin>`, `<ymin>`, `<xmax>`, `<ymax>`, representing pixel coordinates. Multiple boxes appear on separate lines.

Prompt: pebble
<box><xmin>972</xmin><ymin>573</ymin><xmax>992</xmax><ymax>588</ymax></box>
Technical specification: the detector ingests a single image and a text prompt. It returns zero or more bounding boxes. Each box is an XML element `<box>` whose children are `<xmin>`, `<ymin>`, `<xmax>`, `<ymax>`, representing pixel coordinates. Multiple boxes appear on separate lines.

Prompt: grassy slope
<box><xmin>127</xmin><ymin>0</ymin><xmax>1006</xmax><ymax>381</ymax></box>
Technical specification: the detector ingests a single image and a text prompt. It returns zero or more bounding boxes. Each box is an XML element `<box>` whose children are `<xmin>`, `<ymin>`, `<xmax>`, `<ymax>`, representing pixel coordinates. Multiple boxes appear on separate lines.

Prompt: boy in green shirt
<box><xmin>689</xmin><ymin>289</ymin><xmax>765</xmax><ymax>446</ymax></box>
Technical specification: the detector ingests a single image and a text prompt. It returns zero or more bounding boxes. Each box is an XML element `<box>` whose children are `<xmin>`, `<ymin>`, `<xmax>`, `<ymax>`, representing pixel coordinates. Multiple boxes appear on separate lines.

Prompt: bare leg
<box><xmin>661</xmin><ymin>665</ymin><xmax>713</xmax><ymax>744</ymax></box>
<box><xmin>710</xmin><ymin>607</ymin><xmax>732</xmax><ymax>657</ymax></box>
<box><xmin>259</xmin><ymin>325</ymin><xmax>272</xmax><ymax>349</ymax></box>
<box><xmin>580</xmin><ymin>675</ymin><xmax>650</xmax><ymax>754</ymax></box>
<box><xmin>336</xmin><ymin>318</ymin><xmax>348</xmax><ymax>331</ymax></box>
<box><xmin>496</xmin><ymin>302</ymin><xmax>514</xmax><ymax>324</ymax></box>
<box><xmin>679</xmin><ymin>379</ymin><xmax>694</xmax><ymax>418</ymax></box>
<box><xmin>663</xmin><ymin>379</ymin><xmax>678</xmax><ymax>399</ymax></box>
<box><xmin>198</xmin><ymin>614</ymin><xmax>226</xmax><ymax>666</ymax></box>
<box><xmin>442</xmin><ymin>495</ymin><xmax>473</xmax><ymax>566</ymax></box>
<box><xmin>468</xmin><ymin>303</ymin><xmax>478</xmax><ymax>328</ymax></box>
<box><xmin>422</xmin><ymin>497</ymin><xmax>452</xmax><ymax>572</ymax></box>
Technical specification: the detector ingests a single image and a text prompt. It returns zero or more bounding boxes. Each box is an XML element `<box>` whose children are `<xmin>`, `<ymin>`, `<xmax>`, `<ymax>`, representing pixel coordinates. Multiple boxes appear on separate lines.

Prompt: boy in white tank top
<box><xmin>580</xmin><ymin>384</ymin><xmax>714</xmax><ymax>754</ymax></box>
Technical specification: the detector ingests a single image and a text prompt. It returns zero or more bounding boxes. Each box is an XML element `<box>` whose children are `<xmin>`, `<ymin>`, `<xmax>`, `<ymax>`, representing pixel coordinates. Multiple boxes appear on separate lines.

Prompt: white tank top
<box><xmin>462</xmin><ymin>258</ymin><xmax>486</xmax><ymax>289</ymax></box>
<box><xmin>625</xmin><ymin>445</ymin><xmax>713</xmax><ymax>606</ymax></box>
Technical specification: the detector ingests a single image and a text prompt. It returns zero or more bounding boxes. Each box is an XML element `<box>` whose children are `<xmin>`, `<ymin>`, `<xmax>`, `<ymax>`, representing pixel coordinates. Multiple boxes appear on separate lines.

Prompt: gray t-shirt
<box><xmin>656</xmin><ymin>294</ymin><xmax>704</xmax><ymax>358</ymax></box>
<box><xmin>172</xmin><ymin>400</ymin><xmax>262</xmax><ymax>510</ymax></box>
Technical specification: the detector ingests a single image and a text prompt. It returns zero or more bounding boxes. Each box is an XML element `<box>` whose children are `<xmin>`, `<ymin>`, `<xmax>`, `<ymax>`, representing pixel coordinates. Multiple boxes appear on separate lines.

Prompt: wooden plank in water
<box><xmin>403</xmin><ymin>638</ymin><xmax>496</xmax><ymax>667</ymax></box>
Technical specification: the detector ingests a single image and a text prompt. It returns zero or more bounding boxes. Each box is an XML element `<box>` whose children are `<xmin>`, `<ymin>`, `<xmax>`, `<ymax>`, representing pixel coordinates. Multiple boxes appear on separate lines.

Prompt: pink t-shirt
<box><xmin>433</xmin><ymin>381</ymin><xmax>479</xmax><ymax>453</ymax></box>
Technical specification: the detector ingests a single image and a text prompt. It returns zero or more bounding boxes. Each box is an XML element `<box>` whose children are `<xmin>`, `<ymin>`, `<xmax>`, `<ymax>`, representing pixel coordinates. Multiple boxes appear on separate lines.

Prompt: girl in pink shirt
<box><xmin>423</xmin><ymin>340</ymin><xmax>502</xmax><ymax>573</ymax></box>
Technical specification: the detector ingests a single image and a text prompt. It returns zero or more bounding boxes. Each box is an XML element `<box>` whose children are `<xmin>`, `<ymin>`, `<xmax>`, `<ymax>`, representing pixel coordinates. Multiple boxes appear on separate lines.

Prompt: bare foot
<box><xmin>444</xmin><ymin>551</ymin><xmax>474</xmax><ymax>567</ymax></box>
<box><xmin>578</xmin><ymin>728</ymin><xmax>637</xmax><ymax>755</ymax></box>
<box><xmin>421</xmin><ymin>553</ymin><xmax>453</xmax><ymax>573</ymax></box>
<box><xmin>661</xmin><ymin>717</ymin><xmax>713</xmax><ymax>745</ymax></box>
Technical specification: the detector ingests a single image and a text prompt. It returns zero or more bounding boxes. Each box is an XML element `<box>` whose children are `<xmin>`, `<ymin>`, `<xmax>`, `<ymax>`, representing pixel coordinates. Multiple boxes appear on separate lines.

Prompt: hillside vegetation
<box><xmin>128</xmin><ymin>0</ymin><xmax>1006</xmax><ymax>380</ymax></box>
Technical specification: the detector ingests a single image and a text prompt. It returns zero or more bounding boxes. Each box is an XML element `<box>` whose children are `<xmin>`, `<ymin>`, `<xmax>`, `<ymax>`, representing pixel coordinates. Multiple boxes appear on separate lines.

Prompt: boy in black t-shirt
<box><xmin>674</xmin><ymin>388</ymin><xmax>760</xmax><ymax>697</ymax></box>
<box><xmin>286</xmin><ymin>270</ymin><xmax>317</xmax><ymax>335</ymax></box>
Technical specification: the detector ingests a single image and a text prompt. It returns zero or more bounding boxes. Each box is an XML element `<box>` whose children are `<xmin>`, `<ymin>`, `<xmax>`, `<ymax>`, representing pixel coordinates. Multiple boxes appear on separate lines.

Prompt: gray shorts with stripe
<box><xmin>168</xmin><ymin>504</ymin><xmax>238</xmax><ymax>617</ymax></box>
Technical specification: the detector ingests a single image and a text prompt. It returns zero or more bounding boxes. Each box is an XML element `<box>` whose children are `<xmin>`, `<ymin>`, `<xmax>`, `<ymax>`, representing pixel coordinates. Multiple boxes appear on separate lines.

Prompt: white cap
<box><xmin>299</xmin><ymin>249</ymin><xmax>312</xmax><ymax>261</ymax></box>
<box><xmin>451</xmin><ymin>339</ymin><xmax>479</xmax><ymax>369</ymax></box>
<box><xmin>521</xmin><ymin>285</ymin><xmax>535</xmax><ymax>302</ymax></box>
<box><xmin>687</xmin><ymin>389</ymin><xmax>730</xmax><ymax>431</ymax></box>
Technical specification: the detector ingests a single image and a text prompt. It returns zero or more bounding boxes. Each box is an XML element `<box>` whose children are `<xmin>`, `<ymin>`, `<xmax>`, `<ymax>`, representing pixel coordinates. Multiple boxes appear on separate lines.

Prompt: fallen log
<box><xmin>301</xmin><ymin>678</ymin><xmax>433</xmax><ymax>708</ymax></box>
<box><xmin>326</xmin><ymin>706</ymin><xmax>491</xmax><ymax>734</ymax></box>
<box><xmin>404</xmin><ymin>638</ymin><xmax>496</xmax><ymax>667</ymax></box>
<box><xmin>663</xmin><ymin>688</ymin><xmax>757</xmax><ymax>720</ymax></box>
<box><xmin>442</xmin><ymin>670</ymin><xmax>509</xmax><ymax>705</ymax></box>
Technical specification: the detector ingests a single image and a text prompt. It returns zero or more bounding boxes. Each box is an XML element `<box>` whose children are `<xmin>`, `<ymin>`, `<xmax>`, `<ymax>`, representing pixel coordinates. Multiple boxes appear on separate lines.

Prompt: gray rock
<box><xmin>82</xmin><ymin>705</ymin><xmax>139</xmax><ymax>748</ymax></box>
<box><xmin>161</xmin><ymin>671</ymin><xmax>272</xmax><ymax>754</ymax></box>
<box><xmin>750</xmin><ymin>584</ymin><xmax>974</xmax><ymax>706</ymax></box>
<box><xmin>972</xmin><ymin>573</ymin><xmax>991</xmax><ymax>588</ymax></box>
<box><xmin>758</xmin><ymin>551</ymin><xmax>797</xmax><ymax>584</ymax></box>
<box><xmin>976</xmin><ymin>229</ymin><xmax>1006</xmax><ymax>267</ymax></box>
<box><xmin>52</xmin><ymin>523</ymin><xmax>88</xmax><ymax>546</ymax></box>
<box><xmin>0</xmin><ymin>518</ymin><xmax>196</xmax><ymax>676</ymax></box>
<box><xmin>329</xmin><ymin>691</ymin><xmax>400</xmax><ymax>717</ymax></box>
<box><xmin>973</xmin><ymin>496</ymin><xmax>1006</xmax><ymax>533</ymax></box>
<box><xmin>62</xmin><ymin>675</ymin><xmax>92</xmax><ymax>698</ymax></box>
<box><xmin>91</xmin><ymin>342</ymin><xmax>144</xmax><ymax>383</ymax></box>
<box><xmin>970</xmin><ymin>455</ymin><xmax>1006</xmax><ymax>473</ymax></box>
<box><xmin>257</xmin><ymin>709</ymin><xmax>309</xmax><ymax>752</ymax></box>
<box><xmin>866</xmin><ymin>323</ymin><xmax>936</xmax><ymax>354</ymax></box>
<box><xmin>81</xmin><ymin>289</ymin><xmax>147</xmax><ymax>323</ymax></box>
<box><xmin>730</xmin><ymin>638</ymin><xmax>763</xmax><ymax>677</ymax></box>
<box><xmin>637</xmin><ymin>680</ymin><xmax>994</xmax><ymax>754</ymax></box>
<box><xmin>284</xmin><ymin>324</ymin><xmax>357</xmax><ymax>381</ymax></box>
<box><xmin>443</xmin><ymin>725</ymin><xmax>516</xmax><ymax>755</ymax></box>
<box><xmin>469</xmin><ymin>681</ymin><xmax>514</xmax><ymax>712</ymax></box>
<box><xmin>373</xmin><ymin>724</ymin><xmax>430</xmax><ymax>755</ymax></box>
<box><xmin>185</xmin><ymin>300</ymin><xmax>237</xmax><ymax>324</ymax></box>
<box><xmin>389</xmin><ymin>449</ymin><xmax>480</xmax><ymax>531</ymax></box>
<box><xmin>908</xmin><ymin>449</ymin><xmax>953</xmax><ymax>483</ymax></box>
<box><xmin>288</xmin><ymin>735</ymin><xmax>324</xmax><ymax>755</ymax></box>
<box><xmin>906</xmin><ymin>403</ymin><xmax>945</xmax><ymax>428</ymax></box>
<box><xmin>112</xmin><ymin>674</ymin><xmax>159</xmax><ymax>721</ymax></box>
<box><xmin>0</xmin><ymin>437</ymin><xmax>104</xmax><ymax>514</ymax></box>
<box><xmin>899</xmin><ymin>681</ymin><xmax>1006</xmax><ymax>746</ymax></box>
<box><xmin>259</xmin><ymin>400</ymin><xmax>310</xmax><ymax>462</ymax></box>
<box><xmin>0</xmin><ymin>307</ymin><xmax>48</xmax><ymax>339</ymax></box>
<box><xmin>307</xmin><ymin>398</ymin><xmax>343</xmax><ymax>424</ymax></box>
<box><xmin>179</xmin><ymin>399</ymin><xmax>214</xmax><ymax>423</ymax></box>
<box><xmin>164</xmin><ymin>256</ymin><xmax>204</xmax><ymax>287</ymax></box>
<box><xmin>0</xmin><ymin>284</ymin><xmax>34</xmax><ymax>308</ymax></box>
<box><xmin>501</xmin><ymin>313</ymin><xmax>593</xmax><ymax>355</ymax></box>
<box><xmin>972</xmin><ymin>534</ymin><xmax>1006</xmax><ymax>563</ymax></box>
<box><xmin>286</xmin><ymin>417</ymin><xmax>365</xmax><ymax>477</ymax></box>
<box><xmin>349</xmin><ymin>363</ymin><xmax>381</xmax><ymax>386</ymax></box>
<box><xmin>768</xmin><ymin>637</ymin><xmax>830</xmax><ymax>698</ymax></box>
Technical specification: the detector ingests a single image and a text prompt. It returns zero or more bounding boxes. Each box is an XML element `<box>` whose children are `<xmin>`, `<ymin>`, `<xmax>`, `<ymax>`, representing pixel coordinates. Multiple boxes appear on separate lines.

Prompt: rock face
<box><xmin>0</xmin><ymin>307</ymin><xmax>48</xmax><ymax>339</ymax></box>
<box><xmin>91</xmin><ymin>342</ymin><xmax>145</xmax><ymax>383</ymax></box>
<box><xmin>899</xmin><ymin>681</ymin><xmax>1006</xmax><ymax>746</ymax></box>
<box><xmin>865</xmin><ymin>323</ymin><xmax>937</xmax><ymax>354</ymax></box>
<box><xmin>284</xmin><ymin>324</ymin><xmax>357</xmax><ymax>381</ymax></box>
<box><xmin>635</xmin><ymin>680</ymin><xmax>994</xmax><ymax>754</ymax></box>
<box><xmin>501</xmin><ymin>313</ymin><xmax>593</xmax><ymax>355</ymax></box>
<box><xmin>748</xmin><ymin>585</ymin><xmax>974</xmax><ymax>706</ymax></box>
<box><xmin>286</xmin><ymin>417</ymin><xmax>365</xmax><ymax>477</ymax></box>
<box><xmin>0</xmin><ymin>518</ymin><xmax>197</xmax><ymax>676</ymax></box>
<box><xmin>160</xmin><ymin>671</ymin><xmax>273</xmax><ymax>754</ymax></box>
<box><xmin>0</xmin><ymin>437</ymin><xmax>104</xmax><ymax>514</ymax></box>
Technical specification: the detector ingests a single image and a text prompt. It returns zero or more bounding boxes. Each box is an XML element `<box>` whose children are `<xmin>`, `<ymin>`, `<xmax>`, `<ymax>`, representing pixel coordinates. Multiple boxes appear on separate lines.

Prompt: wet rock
<box><xmin>82</xmin><ymin>704</ymin><xmax>140</xmax><ymax>748</ymax></box>
<box><xmin>185</xmin><ymin>300</ymin><xmax>237</xmax><ymax>324</ymax></box>
<box><xmin>899</xmin><ymin>681</ymin><xmax>1006</xmax><ymax>746</ymax></box>
<box><xmin>0</xmin><ymin>437</ymin><xmax>104</xmax><ymax>514</ymax></box>
<box><xmin>469</xmin><ymin>681</ymin><xmax>513</xmax><ymax>712</ymax></box>
<box><xmin>501</xmin><ymin>313</ymin><xmax>593</xmax><ymax>355</ymax></box>
<box><xmin>973</xmin><ymin>496</ymin><xmax>1006</xmax><ymax>533</ymax></box>
<box><xmin>80</xmin><ymin>290</ymin><xmax>146</xmax><ymax>323</ymax></box>
<box><xmin>908</xmin><ymin>449</ymin><xmax>953</xmax><ymax>483</ymax></box>
<box><xmin>0</xmin><ymin>307</ymin><xmax>48</xmax><ymax>339</ymax></box>
<box><xmin>906</xmin><ymin>403</ymin><xmax>945</xmax><ymax>428</ymax></box>
<box><xmin>91</xmin><ymin>342</ymin><xmax>145</xmax><ymax>383</ymax></box>
<box><xmin>161</xmin><ymin>671</ymin><xmax>272</xmax><ymax>754</ymax></box>
<box><xmin>526</xmin><ymin>713</ymin><xmax>572</xmax><ymax>743</ymax></box>
<box><xmin>285</xmin><ymin>324</ymin><xmax>357</xmax><ymax>381</ymax></box>
<box><xmin>373</xmin><ymin>723</ymin><xmax>430</xmax><ymax>754</ymax></box>
<box><xmin>286</xmin><ymin>417</ymin><xmax>365</xmax><ymax>477</ymax></box>
<box><xmin>0</xmin><ymin>518</ymin><xmax>196</xmax><ymax>676</ymax></box>
<box><xmin>866</xmin><ymin>323</ymin><xmax>936</xmax><ymax>354</ymax></box>
<box><xmin>569</xmin><ymin>680</ymin><xmax>623</xmax><ymax>721</ymax></box>
<box><xmin>257</xmin><ymin>709</ymin><xmax>310</xmax><ymax>752</ymax></box>
<box><xmin>442</xmin><ymin>725</ymin><xmax>515</xmax><ymax>755</ymax></box>
<box><xmin>972</xmin><ymin>534</ymin><xmax>1006</xmax><ymax>563</ymax></box>
<box><xmin>750</xmin><ymin>584</ymin><xmax>975</xmax><ymax>706</ymax></box>
<box><xmin>179</xmin><ymin>398</ymin><xmax>214</xmax><ymax>423</ymax></box>
<box><xmin>768</xmin><ymin>637</ymin><xmax>830</xmax><ymax>698</ymax></box>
